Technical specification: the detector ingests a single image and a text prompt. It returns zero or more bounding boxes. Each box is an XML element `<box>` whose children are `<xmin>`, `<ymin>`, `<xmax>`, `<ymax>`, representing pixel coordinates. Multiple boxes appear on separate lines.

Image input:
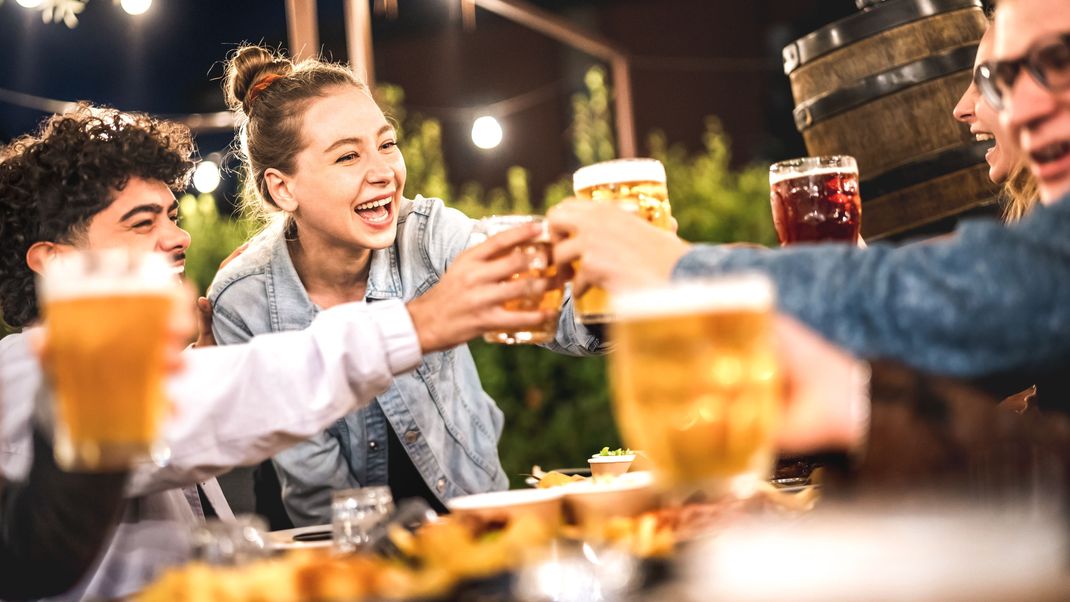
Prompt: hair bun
<box><xmin>225</xmin><ymin>45</ymin><xmax>292</xmax><ymax>115</ymax></box>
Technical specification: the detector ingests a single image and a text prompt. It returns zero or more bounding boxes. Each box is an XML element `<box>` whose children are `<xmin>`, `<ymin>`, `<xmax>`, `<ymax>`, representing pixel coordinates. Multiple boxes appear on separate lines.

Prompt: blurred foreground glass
<box><xmin>769</xmin><ymin>155</ymin><xmax>861</xmax><ymax>245</ymax></box>
<box><xmin>476</xmin><ymin>215</ymin><xmax>563</xmax><ymax>345</ymax></box>
<box><xmin>608</xmin><ymin>276</ymin><xmax>780</xmax><ymax>495</ymax></box>
<box><xmin>38</xmin><ymin>249</ymin><xmax>176</xmax><ymax>471</ymax></box>
<box><xmin>332</xmin><ymin>485</ymin><xmax>394</xmax><ymax>554</ymax></box>
<box><xmin>189</xmin><ymin>514</ymin><xmax>269</xmax><ymax>565</ymax></box>
<box><xmin>572</xmin><ymin>158</ymin><xmax>671</xmax><ymax>324</ymax></box>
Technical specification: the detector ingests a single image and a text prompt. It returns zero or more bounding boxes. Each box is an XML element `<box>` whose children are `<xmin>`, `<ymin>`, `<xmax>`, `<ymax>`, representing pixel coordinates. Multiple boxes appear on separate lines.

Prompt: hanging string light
<box><xmin>5</xmin><ymin>0</ymin><xmax>150</xmax><ymax>28</ymax></box>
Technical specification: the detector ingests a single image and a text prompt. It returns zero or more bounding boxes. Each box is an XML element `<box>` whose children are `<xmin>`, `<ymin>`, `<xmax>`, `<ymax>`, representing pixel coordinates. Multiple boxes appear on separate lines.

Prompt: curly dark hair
<box><xmin>0</xmin><ymin>104</ymin><xmax>195</xmax><ymax>329</ymax></box>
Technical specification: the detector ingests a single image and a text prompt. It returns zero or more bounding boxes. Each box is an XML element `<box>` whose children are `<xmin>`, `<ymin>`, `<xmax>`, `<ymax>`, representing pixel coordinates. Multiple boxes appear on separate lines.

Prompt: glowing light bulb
<box><xmin>16</xmin><ymin>0</ymin><xmax>43</xmax><ymax>8</ymax></box>
<box><xmin>192</xmin><ymin>160</ymin><xmax>221</xmax><ymax>194</ymax></box>
<box><xmin>471</xmin><ymin>115</ymin><xmax>503</xmax><ymax>150</ymax></box>
<box><xmin>120</xmin><ymin>0</ymin><xmax>152</xmax><ymax>16</ymax></box>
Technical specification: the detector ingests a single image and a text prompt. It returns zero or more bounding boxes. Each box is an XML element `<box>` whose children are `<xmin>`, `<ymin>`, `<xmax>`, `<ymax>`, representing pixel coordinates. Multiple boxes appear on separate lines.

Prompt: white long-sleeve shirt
<box><xmin>0</xmin><ymin>299</ymin><xmax>421</xmax><ymax>600</ymax></box>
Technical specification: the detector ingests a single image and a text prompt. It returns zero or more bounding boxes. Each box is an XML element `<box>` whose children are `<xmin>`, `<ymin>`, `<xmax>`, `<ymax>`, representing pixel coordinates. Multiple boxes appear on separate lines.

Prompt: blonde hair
<box><xmin>1002</xmin><ymin>162</ymin><xmax>1040</xmax><ymax>222</ymax></box>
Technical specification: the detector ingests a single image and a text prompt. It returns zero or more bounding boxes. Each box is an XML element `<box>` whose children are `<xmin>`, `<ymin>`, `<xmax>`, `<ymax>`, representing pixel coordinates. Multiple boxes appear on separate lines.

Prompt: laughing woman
<box><xmin>208</xmin><ymin>45</ymin><xmax>602</xmax><ymax>525</ymax></box>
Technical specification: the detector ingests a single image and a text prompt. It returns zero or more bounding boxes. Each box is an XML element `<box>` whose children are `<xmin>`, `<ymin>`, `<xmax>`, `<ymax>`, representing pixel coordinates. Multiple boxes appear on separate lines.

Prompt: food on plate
<box><xmin>536</xmin><ymin>470</ymin><xmax>587</xmax><ymax>489</ymax></box>
<box><xmin>138</xmin><ymin>515</ymin><xmax>554</xmax><ymax>601</ymax></box>
<box><xmin>596</xmin><ymin>447</ymin><xmax>633</xmax><ymax>456</ymax></box>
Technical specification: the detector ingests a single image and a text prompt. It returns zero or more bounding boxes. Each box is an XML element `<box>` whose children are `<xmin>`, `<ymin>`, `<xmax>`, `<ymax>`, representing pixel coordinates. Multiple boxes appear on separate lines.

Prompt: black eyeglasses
<box><xmin>976</xmin><ymin>31</ymin><xmax>1070</xmax><ymax>110</ymax></box>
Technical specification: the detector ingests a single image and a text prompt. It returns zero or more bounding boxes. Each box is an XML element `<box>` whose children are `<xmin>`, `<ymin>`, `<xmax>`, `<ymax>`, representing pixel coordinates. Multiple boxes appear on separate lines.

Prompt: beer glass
<box><xmin>38</xmin><ymin>249</ymin><xmax>176</xmax><ymax>471</ymax></box>
<box><xmin>332</xmin><ymin>485</ymin><xmax>395</xmax><ymax>554</ymax></box>
<box><xmin>769</xmin><ymin>155</ymin><xmax>861</xmax><ymax>245</ymax></box>
<box><xmin>608</xmin><ymin>275</ymin><xmax>781</xmax><ymax>495</ymax></box>
<box><xmin>476</xmin><ymin>215</ymin><xmax>564</xmax><ymax>345</ymax></box>
<box><xmin>572</xmin><ymin>158</ymin><xmax>671</xmax><ymax>324</ymax></box>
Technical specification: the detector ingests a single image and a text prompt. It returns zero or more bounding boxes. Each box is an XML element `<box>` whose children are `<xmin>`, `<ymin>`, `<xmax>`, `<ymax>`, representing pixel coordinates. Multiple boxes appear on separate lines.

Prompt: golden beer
<box><xmin>40</xmin><ymin>251</ymin><xmax>175</xmax><ymax>471</ymax></box>
<box><xmin>572</xmin><ymin>158</ymin><xmax>671</xmax><ymax>324</ymax></box>
<box><xmin>608</xmin><ymin>276</ymin><xmax>780</xmax><ymax>492</ymax></box>
<box><xmin>478</xmin><ymin>215</ymin><xmax>564</xmax><ymax>345</ymax></box>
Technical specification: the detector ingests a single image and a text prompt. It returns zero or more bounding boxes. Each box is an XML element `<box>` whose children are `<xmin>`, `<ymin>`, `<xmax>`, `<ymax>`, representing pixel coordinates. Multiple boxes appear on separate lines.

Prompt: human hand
<box><xmin>193</xmin><ymin>296</ymin><xmax>215</xmax><ymax>348</ymax></box>
<box><xmin>408</xmin><ymin>222</ymin><xmax>555</xmax><ymax>353</ymax></box>
<box><xmin>774</xmin><ymin>315</ymin><xmax>870</xmax><ymax>454</ymax></box>
<box><xmin>547</xmin><ymin>199</ymin><xmax>691</xmax><ymax>296</ymax></box>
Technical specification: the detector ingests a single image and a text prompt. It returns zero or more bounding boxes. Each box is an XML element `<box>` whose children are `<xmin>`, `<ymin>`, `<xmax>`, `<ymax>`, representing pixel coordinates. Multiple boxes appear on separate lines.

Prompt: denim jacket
<box><xmin>208</xmin><ymin>196</ymin><xmax>602</xmax><ymax>525</ymax></box>
<box><xmin>674</xmin><ymin>192</ymin><xmax>1070</xmax><ymax>377</ymax></box>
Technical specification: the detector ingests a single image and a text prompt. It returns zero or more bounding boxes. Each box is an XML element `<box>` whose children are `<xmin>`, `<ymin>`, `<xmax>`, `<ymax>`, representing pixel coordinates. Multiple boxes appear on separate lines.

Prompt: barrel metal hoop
<box><xmin>792</xmin><ymin>43</ymin><xmax>977</xmax><ymax>132</ymax></box>
<box><xmin>783</xmin><ymin>0</ymin><xmax>983</xmax><ymax>74</ymax></box>
<box><xmin>860</xmin><ymin>140</ymin><xmax>991</xmax><ymax>200</ymax></box>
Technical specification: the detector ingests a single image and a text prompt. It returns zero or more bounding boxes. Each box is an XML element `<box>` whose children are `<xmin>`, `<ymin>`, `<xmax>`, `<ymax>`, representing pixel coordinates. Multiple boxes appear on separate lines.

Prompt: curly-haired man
<box><xmin>0</xmin><ymin>105</ymin><xmax>557</xmax><ymax>599</ymax></box>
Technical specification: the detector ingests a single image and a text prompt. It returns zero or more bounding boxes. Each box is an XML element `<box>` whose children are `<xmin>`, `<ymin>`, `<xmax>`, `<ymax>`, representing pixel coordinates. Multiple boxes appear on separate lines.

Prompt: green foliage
<box><xmin>179</xmin><ymin>193</ymin><xmax>257</xmax><ymax>295</ymax></box>
<box><xmin>470</xmin><ymin>341</ymin><xmax>620</xmax><ymax>485</ymax></box>
<box><xmin>650</xmin><ymin>118</ymin><xmax>777</xmax><ymax>246</ymax></box>
<box><xmin>571</xmin><ymin>67</ymin><xmax>617</xmax><ymax>166</ymax></box>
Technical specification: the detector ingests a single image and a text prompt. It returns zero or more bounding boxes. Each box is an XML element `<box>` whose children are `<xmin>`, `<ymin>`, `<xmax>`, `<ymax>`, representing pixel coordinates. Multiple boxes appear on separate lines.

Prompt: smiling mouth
<box><xmin>1031</xmin><ymin>140</ymin><xmax>1070</xmax><ymax>166</ymax></box>
<box><xmin>354</xmin><ymin>195</ymin><xmax>394</xmax><ymax>225</ymax></box>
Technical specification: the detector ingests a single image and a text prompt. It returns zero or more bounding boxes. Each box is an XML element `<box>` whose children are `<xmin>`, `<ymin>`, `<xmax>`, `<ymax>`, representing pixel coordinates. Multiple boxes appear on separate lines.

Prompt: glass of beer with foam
<box><xmin>769</xmin><ymin>155</ymin><xmax>861</xmax><ymax>245</ymax></box>
<box><xmin>475</xmin><ymin>215</ymin><xmax>564</xmax><ymax>345</ymax></box>
<box><xmin>38</xmin><ymin>249</ymin><xmax>177</xmax><ymax>471</ymax></box>
<box><xmin>608</xmin><ymin>275</ymin><xmax>781</xmax><ymax>496</ymax></box>
<box><xmin>572</xmin><ymin>158</ymin><xmax>671</xmax><ymax>324</ymax></box>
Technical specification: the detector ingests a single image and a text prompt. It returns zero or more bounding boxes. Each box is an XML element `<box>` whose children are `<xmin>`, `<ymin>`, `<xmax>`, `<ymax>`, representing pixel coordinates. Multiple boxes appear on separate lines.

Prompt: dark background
<box><xmin>0</xmin><ymin>0</ymin><xmax>859</xmax><ymax>202</ymax></box>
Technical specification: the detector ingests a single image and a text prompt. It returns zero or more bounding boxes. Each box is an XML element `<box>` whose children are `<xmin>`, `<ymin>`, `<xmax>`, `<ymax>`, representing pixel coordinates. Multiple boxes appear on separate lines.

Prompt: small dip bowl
<box><xmin>588</xmin><ymin>454</ymin><xmax>636</xmax><ymax>477</ymax></box>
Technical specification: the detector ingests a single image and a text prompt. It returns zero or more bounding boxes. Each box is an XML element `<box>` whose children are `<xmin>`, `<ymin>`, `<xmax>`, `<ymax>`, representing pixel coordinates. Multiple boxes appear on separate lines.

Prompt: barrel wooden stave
<box><xmin>786</xmin><ymin>2</ymin><xmax>996</xmax><ymax>239</ymax></box>
<box><xmin>861</xmin><ymin>164</ymin><xmax>997</xmax><ymax>240</ymax></box>
<box><xmin>801</xmin><ymin>72</ymin><xmax>974</xmax><ymax>178</ymax></box>
<box><xmin>789</xmin><ymin>9</ymin><xmax>987</xmax><ymax>103</ymax></box>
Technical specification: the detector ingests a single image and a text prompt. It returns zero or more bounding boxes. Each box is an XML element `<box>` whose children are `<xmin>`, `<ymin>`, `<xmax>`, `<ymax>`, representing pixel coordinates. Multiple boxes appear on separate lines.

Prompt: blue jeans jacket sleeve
<box><xmin>672</xmin><ymin>194</ymin><xmax>1070</xmax><ymax>377</ymax></box>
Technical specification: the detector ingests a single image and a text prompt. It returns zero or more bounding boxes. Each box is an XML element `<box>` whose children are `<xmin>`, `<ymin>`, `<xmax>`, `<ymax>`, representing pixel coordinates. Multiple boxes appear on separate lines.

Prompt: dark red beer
<box><xmin>769</xmin><ymin>169</ymin><xmax>861</xmax><ymax>245</ymax></box>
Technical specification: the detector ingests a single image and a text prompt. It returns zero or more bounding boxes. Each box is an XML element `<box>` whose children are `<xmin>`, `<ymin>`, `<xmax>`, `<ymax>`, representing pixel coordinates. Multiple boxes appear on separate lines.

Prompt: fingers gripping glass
<box><xmin>977</xmin><ymin>32</ymin><xmax>1070</xmax><ymax>110</ymax></box>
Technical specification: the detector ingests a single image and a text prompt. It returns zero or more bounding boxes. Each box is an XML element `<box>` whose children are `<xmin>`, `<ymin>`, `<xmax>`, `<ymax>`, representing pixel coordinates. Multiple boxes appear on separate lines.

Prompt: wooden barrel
<box><xmin>783</xmin><ymin>0</ymin><xmax>999</xmax><ymax>241</ymax></box>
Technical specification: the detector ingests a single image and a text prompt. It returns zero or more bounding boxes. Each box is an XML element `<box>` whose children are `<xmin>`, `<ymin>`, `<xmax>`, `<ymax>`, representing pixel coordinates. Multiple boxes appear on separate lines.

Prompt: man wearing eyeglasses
<box><xmin>547</xmin><ymin>0</ymin><xmax>1070</xmax><ymax>427</ymax></box>
<box><xmin>988</xmin><ymin>0</ymin><xmax>1070</xmax><ymax>206</ymax></box>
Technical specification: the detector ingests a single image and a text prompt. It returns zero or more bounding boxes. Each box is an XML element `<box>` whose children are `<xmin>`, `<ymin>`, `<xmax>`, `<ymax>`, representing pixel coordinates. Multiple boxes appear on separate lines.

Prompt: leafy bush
<box><xmin>180</xmin><ymin>193</ymin><xmax>257</xmax><ymax>294</ymax></box>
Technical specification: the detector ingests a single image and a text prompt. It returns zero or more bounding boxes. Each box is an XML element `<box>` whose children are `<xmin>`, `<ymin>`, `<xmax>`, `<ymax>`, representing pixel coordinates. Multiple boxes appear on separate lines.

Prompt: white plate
<box><xmin>265</xmin><ymin>524</ymin><xmax>332</xmax><ymax>550</ymax></box>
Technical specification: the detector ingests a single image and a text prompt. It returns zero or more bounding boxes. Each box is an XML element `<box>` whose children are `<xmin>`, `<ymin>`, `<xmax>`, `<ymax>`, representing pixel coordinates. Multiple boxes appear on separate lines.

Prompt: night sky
<box><xmin>0</xmin><ymin>0</ymin><xmax>861</xmax><ymax>202</ymax></box>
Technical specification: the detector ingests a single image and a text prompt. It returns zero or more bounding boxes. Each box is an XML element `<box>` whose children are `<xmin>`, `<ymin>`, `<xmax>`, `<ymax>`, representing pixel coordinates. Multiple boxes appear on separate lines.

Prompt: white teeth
<box><xmin>355</xmin><ymin>197</ymin><xmax>391</xmax><ymax>211</ymax></box>
<box><xmin>975</xmin><ymin>133</ymin><xmax>995</xmax><ymax>142</ymax></box>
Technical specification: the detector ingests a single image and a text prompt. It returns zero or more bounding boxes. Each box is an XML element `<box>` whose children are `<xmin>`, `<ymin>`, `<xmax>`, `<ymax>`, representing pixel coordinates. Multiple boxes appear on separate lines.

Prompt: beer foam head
<box><xmin>612</xmin><ymin>274</ymin><xmax>775</xmax><ymax>320</ymax></box>
<box><xmin>573</xmin><ymin>158</ymin><xmax>666</xmax><ymax>192</ymax></box>
<box><xmin>39</xmin><ymin>249</ymin><xmax>178</xmax><ymax>302</ymax></box>
<box><xmin>769</xmin><ymin>155</ymin><xmax>857</xmax><ymax>185</ymax></box>
<box><xmin>474</xmin><ymin>214</ymin><xmax>549</xmax><ymax>241</ymax></box>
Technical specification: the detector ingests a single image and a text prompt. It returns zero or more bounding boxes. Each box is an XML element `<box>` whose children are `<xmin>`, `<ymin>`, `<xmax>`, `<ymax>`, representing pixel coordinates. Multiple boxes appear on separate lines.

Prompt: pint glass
<box><xmin>608</xmin><ymin>275</ymin><xmax>780</xmax><ymax>494</ymax></box>
<box><xmin>476</xmin><ymin>215</ymin><xmax>564</xmax><ymax>345</ymax></box>
<box><xmin>572</xmin><ymin>158</ymin><xmax>671</xmax><ymax>324</ymax></box>
<box><xmin>39</xmin><ymin>250</ymin><xmax>176</xmax><ymax>471</ymax></box>
<box><xmin>769</xmin><ymin>155</ymin><xmax>861</xmax><ymax>245</ymax></box>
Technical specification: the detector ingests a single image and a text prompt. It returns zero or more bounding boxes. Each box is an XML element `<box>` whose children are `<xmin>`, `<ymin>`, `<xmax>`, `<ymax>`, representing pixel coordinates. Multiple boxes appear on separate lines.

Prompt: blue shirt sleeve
<box><xmin>672</xmin><ymin>194</ymin><xmax>1070</xmax><ymax>377</ymax></box>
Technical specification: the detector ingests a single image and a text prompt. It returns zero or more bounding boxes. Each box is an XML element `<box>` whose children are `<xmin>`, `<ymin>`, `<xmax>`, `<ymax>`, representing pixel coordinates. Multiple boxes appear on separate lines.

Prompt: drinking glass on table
<box><xmin>475</xmin><ymin>215</ymin><xmax>564</xmax><ymax>345</ymax></box>
<box><xmin>769</xmin><ymin>155</ymin><xmax>861</xmax><ymax>245</ymax></box>
<box><xmin>608</xmin><ymin>275</ymin><xmax>781</xmax><ymax>497</ymax></box>
<box><xmin>332</xmin><ymin>485</ymin><xmax>395</xmax><ymax>554</ymax></box>
<box><xmin>572</xmin><ymin>158</ymin><xmax>672</xmax><ymax>324</ymax></box>
<box><xmin>38</xmin><ymin>249</ymin><xmax>178</xmax><ymax>471</ymax></box>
